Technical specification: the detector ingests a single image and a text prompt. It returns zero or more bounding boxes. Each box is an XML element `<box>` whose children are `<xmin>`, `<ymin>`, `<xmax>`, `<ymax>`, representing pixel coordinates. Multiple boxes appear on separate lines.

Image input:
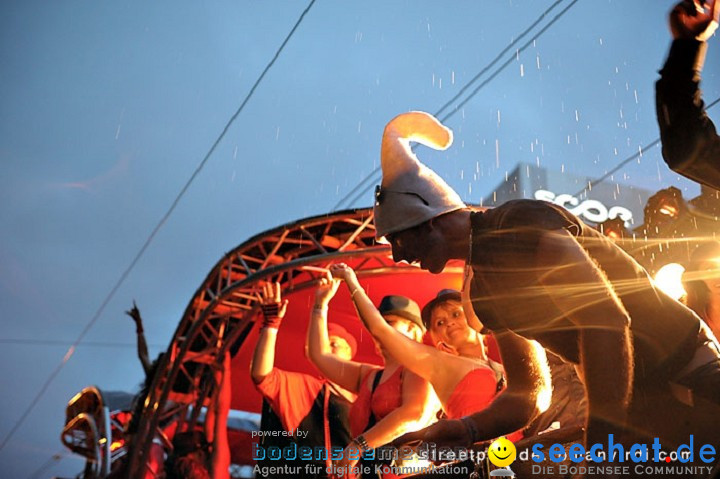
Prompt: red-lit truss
<box><xmin>125</xmin><ymin>199</ymin><xmax>720</xmax><ymax>476</ymax></box>
<box><xmin>126</xmin><ymin>207</ymin><xmax>422</xmax><ymax>476</ymax></box>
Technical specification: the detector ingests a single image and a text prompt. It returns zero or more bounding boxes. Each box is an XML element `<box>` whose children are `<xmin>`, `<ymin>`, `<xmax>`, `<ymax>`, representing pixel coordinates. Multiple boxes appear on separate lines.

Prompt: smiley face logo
<box><xmin>488</xmin><ymin>436</ymin><xmax>516</xmax><ymax>468</ymax></box>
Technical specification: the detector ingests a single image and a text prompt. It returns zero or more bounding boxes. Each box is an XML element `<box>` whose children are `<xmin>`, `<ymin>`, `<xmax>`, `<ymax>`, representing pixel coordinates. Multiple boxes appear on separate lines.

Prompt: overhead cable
<box><xmin>0</xmin><ymin>0</ymin><xmax>318</xmax><ymax>456</ymax></box>
<box><xmin>332</xmin><ymin>0</ymin><xmax>581</xmax><ymax>210</ymax></box>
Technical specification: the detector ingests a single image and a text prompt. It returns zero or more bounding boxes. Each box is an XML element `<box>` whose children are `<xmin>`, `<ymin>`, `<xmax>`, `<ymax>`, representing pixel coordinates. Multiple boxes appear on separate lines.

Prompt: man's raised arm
<box><xmin>656</xmin><ymin>0</ymin><xmax>720</xmax><ymax>189</ymax></box>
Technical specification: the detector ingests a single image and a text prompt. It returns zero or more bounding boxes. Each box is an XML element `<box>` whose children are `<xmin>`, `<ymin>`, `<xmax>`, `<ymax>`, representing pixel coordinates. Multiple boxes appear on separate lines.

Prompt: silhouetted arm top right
<box><xmin>656</xmin><ymin>39</ymin><xmax>720</xmax><ymax>189</ymax></box>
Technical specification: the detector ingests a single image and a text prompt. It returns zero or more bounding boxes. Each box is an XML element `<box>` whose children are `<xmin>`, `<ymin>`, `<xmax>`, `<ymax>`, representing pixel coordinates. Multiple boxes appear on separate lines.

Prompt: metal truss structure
<box><xmin>126</xmin><ymin>207</ymin><xmax>432</xmax><ymax>477</ymax></box>
<box><xmin>124</xmin><ymin>197</ymin><xmax>720</xmax><ymax>476</ymax></box>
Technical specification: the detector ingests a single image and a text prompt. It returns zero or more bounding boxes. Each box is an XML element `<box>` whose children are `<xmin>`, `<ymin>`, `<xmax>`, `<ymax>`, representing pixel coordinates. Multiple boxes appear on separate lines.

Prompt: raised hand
<box><xmin>260</xmin><ymin>282</ymin><xmax>288</xmax><ymax>315</ymax></box>
<box><xmin>315</xmin><ymin>273</ymin><xmax>341</xmax><ymax>307</ymax></box>
<box><xmin>259</xmin><ymin>282</ymin><xmax>288</xmax><ymax>329</ymax></box>
<box><xmin>670</xmin><ymin>0</ymin><xmax>719</xmax><ymax>41</ymax></box>
<box><xmin>329</xmin><ymin>263</ymin><xmax>358</xmax><ymax>283</ymax></box>
<box><xmin>125</xmin><ymin>300</ymin><xmax>144</xmax><ymax>333</ymax></box>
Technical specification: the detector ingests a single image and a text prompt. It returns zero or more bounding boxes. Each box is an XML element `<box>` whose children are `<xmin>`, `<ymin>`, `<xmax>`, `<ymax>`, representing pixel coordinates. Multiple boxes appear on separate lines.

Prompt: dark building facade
<box><xmin>481</xmin><ymin>163</ymin><xmax>654</xmax><ymax>228</ymax></box>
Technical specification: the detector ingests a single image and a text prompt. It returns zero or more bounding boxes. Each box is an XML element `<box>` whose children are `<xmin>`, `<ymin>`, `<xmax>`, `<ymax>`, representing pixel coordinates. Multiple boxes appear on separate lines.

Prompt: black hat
<box><xmin>421</xmin><ymin>289</ymin><xmax>462</xmax><ymax>329</ymax></box>
<box><xmin>378</xmin><ymin>295</ymin><xmax>424</xmax><ymax>331</ymax></box>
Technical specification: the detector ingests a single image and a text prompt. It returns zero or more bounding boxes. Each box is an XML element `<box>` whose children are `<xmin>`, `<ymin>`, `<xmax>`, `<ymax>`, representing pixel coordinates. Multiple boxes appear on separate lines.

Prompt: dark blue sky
<box><xmin>1</xmin><ymin>0</ymin><xmax>718</xmax><ymax>476</ymax></box>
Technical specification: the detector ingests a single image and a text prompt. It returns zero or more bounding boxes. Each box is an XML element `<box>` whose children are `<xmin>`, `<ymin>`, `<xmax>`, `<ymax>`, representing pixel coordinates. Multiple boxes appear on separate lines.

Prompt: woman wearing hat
<box><xmin>307</xmin><ymin>275</ymin><xmax>437</xmax><ymax>476</ymax></box>
<box><xmin>328</xmin><ymin>263</ymin><xmax>523</xmax><ymax>442</ymax></box>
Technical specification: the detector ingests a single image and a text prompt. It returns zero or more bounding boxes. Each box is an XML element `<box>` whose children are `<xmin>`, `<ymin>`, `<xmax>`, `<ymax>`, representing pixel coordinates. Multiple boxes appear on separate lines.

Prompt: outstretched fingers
<box><xmin>279</xmin><ymin>299</ymin><xmax>289</xmax><ymax>317</ymax></box>
<box><xmin>124</xmin><ymin>300</ymin><xmax>141</xmax><ymax>322</ymax></box>
<box><xmin>260</xmin><ymin>281</ymin><xmax>283</xmax><ymax>305</ymax></box>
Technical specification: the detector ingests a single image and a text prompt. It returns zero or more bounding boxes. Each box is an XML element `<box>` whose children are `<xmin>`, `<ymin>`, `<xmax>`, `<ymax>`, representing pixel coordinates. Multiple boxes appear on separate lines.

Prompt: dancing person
<box><xmin>328</xmin><ymin>265</ymin><xmax>525</xmax><ymax>444</ymax></box>
<box><xmin>307</xmin><ymin>276</ymin><xmax>437</xmax><ymax>476</ymax></box>
<box><xmin>656</xmin><ymin>0</ymin><xmax>720</xmax><ymax>189</ymax></box>
<box><xmin>166</xmin><ymin>352</ymin><xmax>231</xmax><ymax>479</ymax></box>
<box><xmin>371</xmin><ymin>111</ymin><xmax>720</xmax><ymax>456</ymax></box>
<box><xmin>423</xmin><ymin>287</ymin><xmax>586</xmax><ymax>437</ymax></box>
<box><xmin>126</xmin><ymin>301</ymin><xmax>152</xmax><ymax>377</ymax></box>
<box><xmin>123</xmin><ymin>301</ymin><xmax>172</xmax><ymax>475</ymax></box>
<box><xmin>250</xmin><ymin>282</ymin><xmax>355</xmax><ymax>478</ymax></box>
<box><xmin>452</xmin><ymin>282</ymin><xmax>587</xmax><ymax>437</ymax></box>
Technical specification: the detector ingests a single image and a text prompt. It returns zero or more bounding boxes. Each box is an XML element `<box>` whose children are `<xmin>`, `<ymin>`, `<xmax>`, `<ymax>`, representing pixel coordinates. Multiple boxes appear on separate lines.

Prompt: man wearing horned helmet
<box><xmin>374</xmin><ymin>111</ymin><xmax>720</xmax><ymax>453</ymax></box>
